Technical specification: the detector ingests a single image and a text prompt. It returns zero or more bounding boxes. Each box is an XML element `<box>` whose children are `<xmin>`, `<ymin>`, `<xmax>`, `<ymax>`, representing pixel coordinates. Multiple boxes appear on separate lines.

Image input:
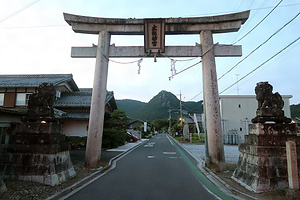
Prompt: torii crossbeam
<box><xmin>64</xmin><ymin>11</ymin><xmax>250</xmax><ymax>170</ymax></box>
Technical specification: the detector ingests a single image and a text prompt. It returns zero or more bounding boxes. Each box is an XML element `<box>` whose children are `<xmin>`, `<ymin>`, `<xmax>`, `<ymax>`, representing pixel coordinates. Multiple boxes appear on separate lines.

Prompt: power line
<box><xmin>233</xmin><ymin>0</ymin><xmax>283</xmax><ymax>44</ymax></box>
<box><xmin>0</xmin><ymin>0</ymin><xmax>42</xmax><ymax>24</ymax></box>
<box><xmin>2</xmin><ymin>3</ymin><xmax>299</xmax><ymax>30</ymax></box>
<box><xmin>220</xmin><ymin>36</ymin><xmax>300</xmax><ymax>94</ymax></box>
<box><xmin>0</xmin><ymin>25</ymin><xmax>67</xmax><ymax>29</ymax></box>
<box><xmin>183</xmin><ymin>3</ymin><xmax>300</xmax><ymax>17</ymax></box>
<box><xmin>218</xmin><ymin>11</ymin><xmax>300</xmax><ymax>81</ymax></box>
<box><xmin>168</xmin><ymin>60</ymin><xmax>202</xmax><ymax>80</ymax></box>
<box><xmin>228</xmin><ymin>0</ymin><xmax>269</xmax><ymax>43</ymax></box>
<box><xmin>190</xmin><ymin>12</ymin><xmax>300</xmax><ymax>101</ymax></box>
<box><xmin>190</xmin><ymin>91</ymin><xmax>203</xmax><ymax>101</ymax></box>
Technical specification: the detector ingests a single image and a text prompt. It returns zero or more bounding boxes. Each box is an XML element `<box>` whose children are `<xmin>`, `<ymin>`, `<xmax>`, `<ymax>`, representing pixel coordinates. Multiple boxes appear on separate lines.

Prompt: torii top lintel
<box><xmin>63</xmin><ymin>11</ymin><xmax>250</xmax><ymax>35</ymax></box>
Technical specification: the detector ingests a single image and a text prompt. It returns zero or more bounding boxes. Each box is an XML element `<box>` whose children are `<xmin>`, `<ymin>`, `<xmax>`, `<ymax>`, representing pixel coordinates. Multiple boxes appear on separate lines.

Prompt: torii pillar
<box><xmin>85</xmin><ymin>31</ymin><xmax>110</xmax><ymax>168</ymax></box>
<box><xmin>64</xmin><ymin>11</ymin><xmax>250</xmax><ymax>170</ymax></box>
<box><xmin>200</xmin><ymin>30</ymin><xmax>224</xmax><ymax>170</ymax></box>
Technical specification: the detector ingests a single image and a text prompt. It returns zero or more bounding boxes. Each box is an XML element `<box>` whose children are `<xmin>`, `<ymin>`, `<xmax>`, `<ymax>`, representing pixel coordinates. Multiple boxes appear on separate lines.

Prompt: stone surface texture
<box><xmin>0</xmin><ymin>82</ymin><xmax>75</xmax><ymax>186</ymax></box>
<box><xmin>0</xmin><ymin>122</ymin><xmax>75</xmax><ymax>186</ymax></box>
<box><xmin>232</xmin><ymin>123</ymin><xmax>300</xmax><ymax>193</ymax></box>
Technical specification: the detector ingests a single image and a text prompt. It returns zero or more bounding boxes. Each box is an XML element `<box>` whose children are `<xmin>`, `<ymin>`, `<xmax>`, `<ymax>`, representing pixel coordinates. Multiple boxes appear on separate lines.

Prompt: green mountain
<box><xmin>118</xmin><ymin>93</ymin><xmax>299</xmax><ymax>121</ymax></box>
<box><xmin>117</xmin><ymin>90</ymin><xmax>203</xmax><ymax>121</ymax></box>
<box><xmin>291</xmin><ymin>103</ymin><xmax>300</xmax><ymax>118</ymax></box>
<box><xmin>116</xmin><ymin>99</ymin><xmax>146</xmax><ymax>117</ymax></box>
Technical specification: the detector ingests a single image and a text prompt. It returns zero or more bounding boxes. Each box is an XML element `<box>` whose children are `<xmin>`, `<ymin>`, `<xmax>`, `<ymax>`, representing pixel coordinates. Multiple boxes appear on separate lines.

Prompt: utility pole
<box><xmin>179</xmin><ymin>91</ymin><xmax>183</xmax><ymax>125</ymax></box>
<box><xmin>235</xmin><ymin>74</ymin><xmax>240</xmax><ymax>95</ymax></box>
<box><xmin>168</xmin><ymin>109</ymin><xmax>172</xmax><ymax>135</ymax></box>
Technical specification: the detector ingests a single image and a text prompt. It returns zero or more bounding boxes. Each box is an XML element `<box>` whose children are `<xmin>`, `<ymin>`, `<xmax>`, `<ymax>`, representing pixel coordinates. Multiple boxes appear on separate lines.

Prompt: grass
<box><xmin>173</xmin><ymin>133</ymin><xmax>205</xmax><ymax>144</ymax></box>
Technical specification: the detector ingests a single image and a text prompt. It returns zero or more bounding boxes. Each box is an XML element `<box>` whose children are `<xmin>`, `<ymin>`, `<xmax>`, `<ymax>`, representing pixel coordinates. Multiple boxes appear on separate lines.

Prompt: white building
<box><xmin>219</xmin><ymin>95</ymin><xmax>292</xmax><ymax>144</ymax></box>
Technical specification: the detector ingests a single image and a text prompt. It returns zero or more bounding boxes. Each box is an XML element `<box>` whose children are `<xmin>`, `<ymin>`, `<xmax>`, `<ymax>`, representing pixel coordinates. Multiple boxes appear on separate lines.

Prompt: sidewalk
<box><xmin>70</xmin><ymin>140</ymin><xmax>146</xmax><ymax>165</ymax></box>
<box><xmin>106</xmin><ymin>139</ymin><xmax>147</xmax><ymax>152</ymax></box>
<box><xmin>181</xmin><ymin>143</ymin><xmax>239</xmax><ymax>163</ymax></box>
<box><xmin>177</xmin><ymin>141</ymin><xmax>300</xmax><ymax>200</ymax></box>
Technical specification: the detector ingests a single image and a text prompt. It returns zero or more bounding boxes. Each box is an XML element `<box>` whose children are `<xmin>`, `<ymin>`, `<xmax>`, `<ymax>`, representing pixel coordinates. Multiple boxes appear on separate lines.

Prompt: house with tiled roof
<box><xmin>54</xmin><ymin>88</ymin><xmax>117</xmax><ymax>137</ymax></box>
<box><xmin>291</xmin><ymin>117</ymin><xmax>300</xmax><ymax>134</ymax></box>
<box><xmin>0</xmin><ymin>74</ymin><xmax>118</xmax><ymax>142</ymax></box>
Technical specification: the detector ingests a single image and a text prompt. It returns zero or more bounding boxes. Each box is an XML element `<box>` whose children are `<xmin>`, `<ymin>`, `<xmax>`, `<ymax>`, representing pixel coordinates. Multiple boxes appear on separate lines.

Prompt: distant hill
<box><xmin>117</xmin><ymin>90</ymin><xmax>203</xmax><ymax>121</ymax></box>
<box><xmin>291</xmin><ymin>103</ymin><xmax>300</xmax><ymax>118</ymax></box>
<box><xmin>119</xmin><ymin>94</ymin><xmax>299</xmax><ymax>121</ymax></box>
<box><xmin>116</xmin><ymin>99</ymin><xmax>146</xmax><ymax>117</ymax></box>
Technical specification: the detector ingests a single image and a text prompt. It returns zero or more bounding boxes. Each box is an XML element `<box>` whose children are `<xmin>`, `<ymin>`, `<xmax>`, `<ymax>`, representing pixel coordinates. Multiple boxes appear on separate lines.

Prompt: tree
<box><xmin>151</xmin><ymin>119</ymin><xmax>177</xmax><ymax>133</ymax></box>
<box><xmin>291</xmin><ymin>104</ymin><xmax>300</xmax><ymax>118</ymax></box>
<box><xmin>172</xmin><ymin>123</ymin><xmax>183</xmax><ymax>136</ymax></box>
<box><xmin>103</xmin><ymin>109</ymin><xmax>129</xmax><ymax>149</ymax></box>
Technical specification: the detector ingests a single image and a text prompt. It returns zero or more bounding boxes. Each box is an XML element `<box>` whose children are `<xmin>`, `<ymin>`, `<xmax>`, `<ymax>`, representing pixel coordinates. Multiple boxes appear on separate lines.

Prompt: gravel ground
<box><xmin>0</xmin><ymin>149</ymin><xmax>123</xmax><ymax>200</ymax></box>
<box><xmin>0</xmin><ymin>142</ymin><xmax>140</xmax><ymax>200</ymax></box>
<box><xmin>0</xmin><ymin>162</ymin><xmax>96</xmax><ymax>200</ymax></box>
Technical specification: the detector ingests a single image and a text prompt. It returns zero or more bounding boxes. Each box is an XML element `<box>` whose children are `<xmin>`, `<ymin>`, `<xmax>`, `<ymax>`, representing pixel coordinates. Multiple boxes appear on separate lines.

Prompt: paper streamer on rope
<box><xmin>137</xmin><ymin>58</ymin><xmax>143</xmax><ymax>74</ymax></box>
<box><xmin>169</xmin><ymin>59</ymin><xmax>177</xmax><ymax>80</ymax></box>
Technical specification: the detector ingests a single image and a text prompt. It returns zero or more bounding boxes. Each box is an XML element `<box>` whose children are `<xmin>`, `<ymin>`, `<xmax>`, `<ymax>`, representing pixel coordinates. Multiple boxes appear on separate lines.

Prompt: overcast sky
<box><xmin>0</xmin><ymin>0</ymin><xmax>299</xmax><ymax>104</ymax></box>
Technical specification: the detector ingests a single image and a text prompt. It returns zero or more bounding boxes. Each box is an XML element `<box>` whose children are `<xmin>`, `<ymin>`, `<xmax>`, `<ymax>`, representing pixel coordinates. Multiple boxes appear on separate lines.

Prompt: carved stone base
<box><xmin>251</xmin><ymin>116</ymin><xmax>291</xmax><ymax>124</ymax></box>
<box><xmin>0</xmin><ymin>122</ymin><xmax>76</xmax><ymax>186</ymax></box>
<box><xmin>232</xmin><ymin>123</ymin><xmax>300</xmax><ymax>193</ymax></box>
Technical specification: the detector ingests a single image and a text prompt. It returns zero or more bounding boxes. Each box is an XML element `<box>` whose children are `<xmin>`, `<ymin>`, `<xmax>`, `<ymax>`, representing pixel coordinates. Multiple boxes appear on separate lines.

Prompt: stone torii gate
<box><xmin>64</xmin><ymin>11</ymin><xmax>250</xmax><ymax>170</ymax></box>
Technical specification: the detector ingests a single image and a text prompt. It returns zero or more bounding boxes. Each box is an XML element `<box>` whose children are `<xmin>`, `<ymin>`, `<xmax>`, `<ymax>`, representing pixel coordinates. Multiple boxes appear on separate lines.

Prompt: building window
<box><xmin>0</xmin><ymin>93</ymin><xmax>4</xmax><ymax>106</ymax></box>
<box><xmin>15</xmin><ymin>93</ymin><xmax>31</xmax><ymax>106</ymax></box>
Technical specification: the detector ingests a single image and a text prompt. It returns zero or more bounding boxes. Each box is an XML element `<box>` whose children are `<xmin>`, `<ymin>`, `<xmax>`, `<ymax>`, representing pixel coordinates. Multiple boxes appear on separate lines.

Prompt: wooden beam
<box><xmin>71</xmin><ymin>44</ymin><xmax>242</xmax><ymax>58</ymax></box>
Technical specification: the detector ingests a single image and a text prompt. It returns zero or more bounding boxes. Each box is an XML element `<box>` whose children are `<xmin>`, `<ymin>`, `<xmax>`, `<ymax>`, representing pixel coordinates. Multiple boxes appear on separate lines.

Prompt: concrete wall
<box><xmin>63</xmin><ymin>120</ymin><xmax>88</xmax><ymax>137</ymax></box>
<box><xmin>219</xmin><ymin>95</ymin><xmax>292</xmax><ymax>144</ymax></box>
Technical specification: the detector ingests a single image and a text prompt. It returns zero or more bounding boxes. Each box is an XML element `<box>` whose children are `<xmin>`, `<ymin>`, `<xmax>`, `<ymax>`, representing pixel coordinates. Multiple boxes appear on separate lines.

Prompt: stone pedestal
<box><xmin>0</xmin><ymin>122</ymin><xmax>75</xmax><ymax>186</ymax></box>
<box><xmin>232</xmin><ymin>123</ymin><xmax>300</xmax><ymax>193</ymax></box>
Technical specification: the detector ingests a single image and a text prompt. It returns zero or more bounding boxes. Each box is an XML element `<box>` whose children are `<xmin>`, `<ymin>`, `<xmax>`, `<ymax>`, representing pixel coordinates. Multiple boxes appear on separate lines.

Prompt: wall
<box><xmin>62</xmin><ymin>120</ymin><xmax>89</xmax><ymax>137</ymax></box>
<box><xmin>219</xmin><ymin>95</ymin><xmax>292</xmax><ymax>144</ymax></box>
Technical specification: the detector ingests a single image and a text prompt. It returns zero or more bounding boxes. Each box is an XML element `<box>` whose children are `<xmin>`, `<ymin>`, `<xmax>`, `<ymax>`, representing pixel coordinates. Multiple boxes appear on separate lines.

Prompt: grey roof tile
<box><xmin>0</xmin><ymin>74</ymin><xmax>79</xmax><ymax>91</ymax></box>
<box><xmin>54</xmin><ymin>90</ymin><xmax>114</xmax><ymax>107</ymax></box>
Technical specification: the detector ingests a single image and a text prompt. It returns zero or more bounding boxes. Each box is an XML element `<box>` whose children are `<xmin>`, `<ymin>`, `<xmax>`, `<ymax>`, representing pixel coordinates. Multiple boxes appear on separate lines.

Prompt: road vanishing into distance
<box><xmin>63</xmin><ymin>134</ymin><xmax>233</xmax><ymax>200</ymax></box>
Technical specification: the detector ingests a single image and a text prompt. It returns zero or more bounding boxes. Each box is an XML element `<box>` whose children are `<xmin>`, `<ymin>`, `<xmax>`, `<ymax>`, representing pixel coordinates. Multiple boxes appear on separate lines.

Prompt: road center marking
<box><xmin>144</xmin><ymin>142</ymin><xmax>155</xmax><ymax>148</ymax></box>
<box><xmin>163</xmin><ymin>152</ymin><xmax>177</xmax><ymax>155</ymax></box>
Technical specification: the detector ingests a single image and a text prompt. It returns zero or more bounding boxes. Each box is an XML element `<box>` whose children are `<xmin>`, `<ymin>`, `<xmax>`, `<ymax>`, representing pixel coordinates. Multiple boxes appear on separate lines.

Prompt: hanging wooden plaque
<box><xmin>144</xmin><ymin>19</ymin><xmax>165</xmax><ymax>53</ymax></box>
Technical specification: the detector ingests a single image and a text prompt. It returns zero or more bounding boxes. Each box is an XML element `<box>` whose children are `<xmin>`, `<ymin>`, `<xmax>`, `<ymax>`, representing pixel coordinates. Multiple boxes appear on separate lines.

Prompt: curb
<box><xmin>46</xmin><ymin>140</ymin><xmax>146</xmax><ymax>200</ymax></box>
<box><xmin>170</xmin><ymin>137</ymin><xmax>257</xmax><ymax>200</ymax></box>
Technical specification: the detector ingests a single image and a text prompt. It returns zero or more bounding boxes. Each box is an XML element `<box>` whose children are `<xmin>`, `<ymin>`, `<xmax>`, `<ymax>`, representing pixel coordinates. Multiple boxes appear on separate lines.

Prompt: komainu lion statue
<box><xmin>252</xmin><ymin>82</ymin><xmax>291</xmax><ymax>124</ymax></box>
<box><xmin>23</xmin><ymin>82</ymin><xmax>56</xmax><ymax>122</ymax></box>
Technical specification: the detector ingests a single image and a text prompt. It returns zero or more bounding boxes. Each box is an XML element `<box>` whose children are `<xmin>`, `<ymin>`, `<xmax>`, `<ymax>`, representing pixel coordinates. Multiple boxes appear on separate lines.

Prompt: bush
<box><xmin>66</xmin><ymin>136</ymin><xmax>87</xmax><ymax>149</ymax></box>
<box><xmin>102</xmin><ymin>109</ymin><xmax>128</xmax><ymax>149</ymax></box>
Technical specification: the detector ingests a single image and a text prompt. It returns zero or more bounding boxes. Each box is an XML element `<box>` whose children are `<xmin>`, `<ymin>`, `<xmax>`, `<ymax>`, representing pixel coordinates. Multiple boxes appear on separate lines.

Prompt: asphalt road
<box><xmin>63</xmin><ymin>134</ymin><xmax>231</xmax><ymax>200</ymax></box>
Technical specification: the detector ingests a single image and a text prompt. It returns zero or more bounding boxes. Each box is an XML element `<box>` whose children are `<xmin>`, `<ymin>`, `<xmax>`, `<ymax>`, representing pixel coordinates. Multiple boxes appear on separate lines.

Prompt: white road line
<box><xmin>163</xmin><ymin>152</ymin><xmax>176</xmax><ymax>155</ymax></box>
<box><xmin>166</xmin><ymin>135</ymin><xmax>174</xmax><ymax>146</ymax></box>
